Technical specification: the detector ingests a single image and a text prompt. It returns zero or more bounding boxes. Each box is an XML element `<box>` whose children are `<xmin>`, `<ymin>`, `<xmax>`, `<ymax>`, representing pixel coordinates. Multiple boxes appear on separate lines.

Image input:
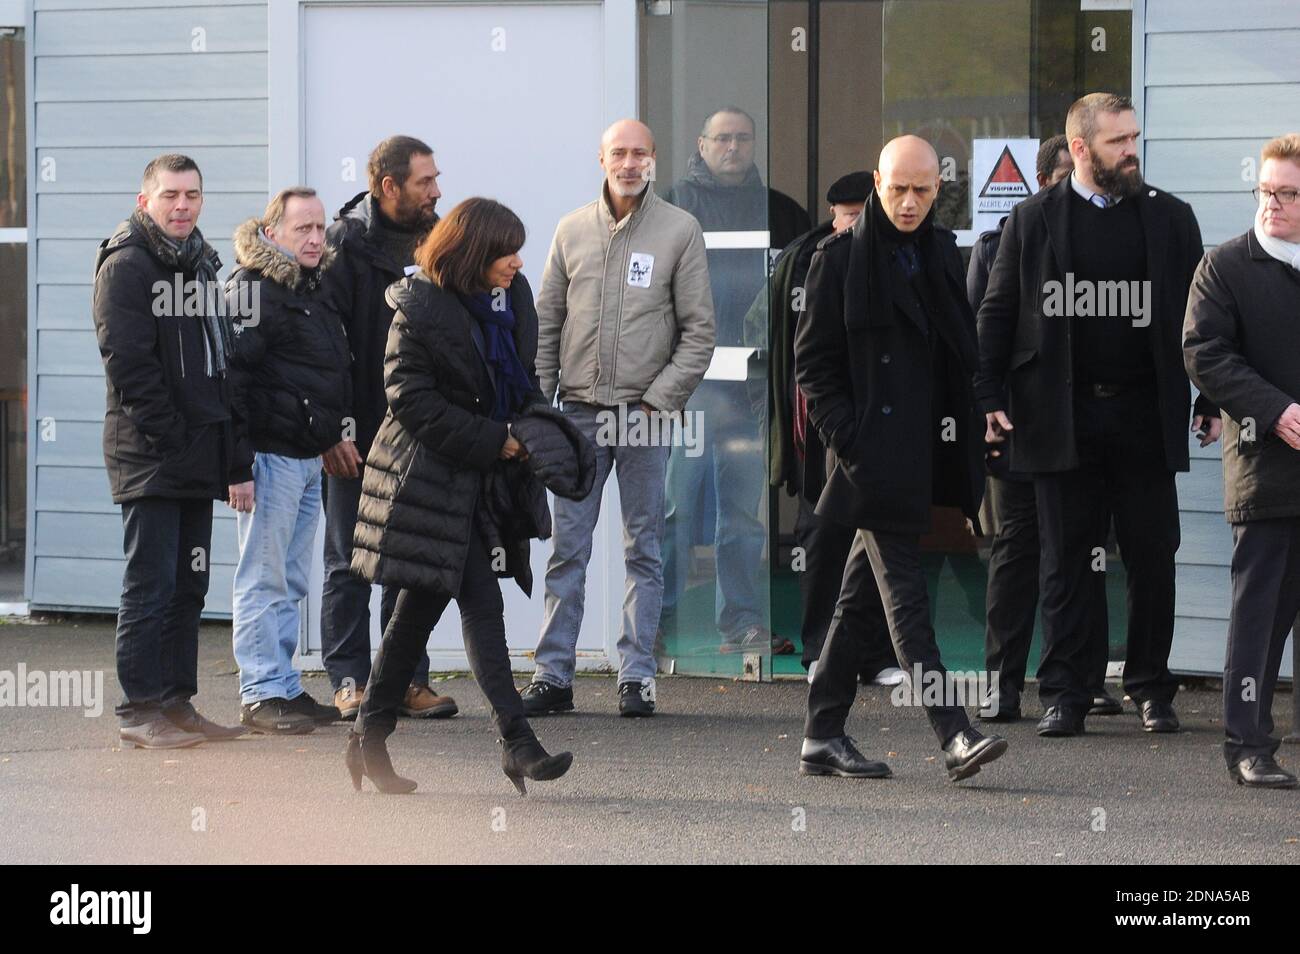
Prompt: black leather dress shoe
<box><xmin>1229</xmin><ymin>755</ymin><xmax>1299</xmax><ymax>789</ymax></box>
<box><xmin>1089</xmin><ymin>690</ymin><xmax>1124</xmax><ymax>716</ymax></box>
<box><xmin>943</xmin><ymin>728</ymin><xmax>1008</xmax><ymax>781</ymax></box>
<box><xmin>799</xmin><ymin>736</ymin><xmax>892</xmax><ymax>778</ymax></box>
<box><xmin>1037</xmin><ymin>705</ymin><xmax>1086</xmax><ymax>737</ymax></box>
<box><xmin>979</xmin><ymin>696</ymin><xmax>1021</xmax><ymax>722</ymax></box>
<box><xmin>1139</xmin><ymin>700</ymin><xmax>1179</xmax><ymax>733</ymax></box>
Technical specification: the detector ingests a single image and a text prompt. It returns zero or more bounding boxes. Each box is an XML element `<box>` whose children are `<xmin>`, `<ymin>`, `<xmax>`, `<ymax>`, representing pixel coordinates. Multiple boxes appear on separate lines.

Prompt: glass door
<box><xmin>642</xmin><ymin>0</ymin><xmax>779</xmax><ymax>678</ymax></box>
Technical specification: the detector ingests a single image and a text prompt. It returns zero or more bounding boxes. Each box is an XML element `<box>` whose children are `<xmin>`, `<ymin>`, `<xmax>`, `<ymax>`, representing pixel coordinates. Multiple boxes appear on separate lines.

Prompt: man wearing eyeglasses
<box><xmin>660</xmin><ymin>107</ymin><xmax>810</xmax><ymax>656</ymax></box>
<box><xmin>1184</xmin><ymin>133</ymin><xmax>1300</xmax><ymax>789</ymax></box>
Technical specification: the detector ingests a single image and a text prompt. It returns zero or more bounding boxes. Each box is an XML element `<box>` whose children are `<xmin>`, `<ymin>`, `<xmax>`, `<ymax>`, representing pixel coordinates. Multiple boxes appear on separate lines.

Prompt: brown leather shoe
<box><xmin>334</xmin><ymin>685</ymin><xmax>364</xmax><ymax>721</ymax></box>
<box><xmin>400</xmin><ymin>684</ymin><xmax>459</xmax><ymax>719</ymax></box>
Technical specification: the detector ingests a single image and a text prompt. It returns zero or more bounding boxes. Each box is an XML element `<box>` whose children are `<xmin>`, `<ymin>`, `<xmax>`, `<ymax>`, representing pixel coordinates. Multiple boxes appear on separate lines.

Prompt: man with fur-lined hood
<box><xmin>224</xmin><ymin>187</ymin><xmax>353</xmax><ymax>735</ymax></box>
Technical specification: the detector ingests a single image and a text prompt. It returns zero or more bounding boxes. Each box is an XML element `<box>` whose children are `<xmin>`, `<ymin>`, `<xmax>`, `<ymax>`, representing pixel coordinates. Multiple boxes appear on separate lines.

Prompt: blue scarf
<box><xmin>458</xmin><ymin>289</ymin><xmax>533</xmax><ymax>422</ymax></box>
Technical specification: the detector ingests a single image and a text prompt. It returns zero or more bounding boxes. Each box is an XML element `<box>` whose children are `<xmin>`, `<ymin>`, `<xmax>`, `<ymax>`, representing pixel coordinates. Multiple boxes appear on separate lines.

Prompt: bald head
<box><xmin>874</xmin><ymin>135</ymin><xmax>941</xmax><ymax>232</ymax></box>
<box><xmin>601</xmin><ymin>119</ymin><xmax>655</xmax><ymax>155</ymax></box>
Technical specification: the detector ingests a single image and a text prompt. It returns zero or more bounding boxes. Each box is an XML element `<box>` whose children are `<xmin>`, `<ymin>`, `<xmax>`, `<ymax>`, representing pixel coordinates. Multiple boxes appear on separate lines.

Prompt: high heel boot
<box><xmin>344</xmin><ymin>730</ymin><xmax>418</xmax><ymax>794</ymax></box>
<box><xmin>499</xmin><ymin>726</ymin><xmax>573</xmax><ymax>797</ymax></box>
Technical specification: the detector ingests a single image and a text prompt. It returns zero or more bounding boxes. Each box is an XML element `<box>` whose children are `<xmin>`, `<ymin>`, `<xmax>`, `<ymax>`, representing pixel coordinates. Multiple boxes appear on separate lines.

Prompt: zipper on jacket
<box><xmin>608</xmin><ymin>214</ymin><xmax>639</xmax><ymax>399</ymax></box>
<box><xmin>177</xmin><ymin>325</ymin><xmax>185</xmax><ymax>378</ymax></box>
<box><xmin>596</xmin><ymin>213</ymin><xmax>614</xmax><ymax>402</ymax></box>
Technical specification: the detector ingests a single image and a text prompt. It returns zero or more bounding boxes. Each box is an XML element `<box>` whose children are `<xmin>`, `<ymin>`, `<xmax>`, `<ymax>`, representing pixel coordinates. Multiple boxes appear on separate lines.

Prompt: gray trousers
<box><xmin>533</xmin><ymin>403</ymin><xmax>671</xmax><ymax>687</ymax></box>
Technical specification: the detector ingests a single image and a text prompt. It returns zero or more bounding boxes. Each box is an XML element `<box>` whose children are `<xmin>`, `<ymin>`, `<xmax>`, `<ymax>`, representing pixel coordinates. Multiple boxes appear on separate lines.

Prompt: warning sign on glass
<box><xmin>971</xmin><ymin>138</ymin><xmax>1041</xmax><ymax>235</ymax></box>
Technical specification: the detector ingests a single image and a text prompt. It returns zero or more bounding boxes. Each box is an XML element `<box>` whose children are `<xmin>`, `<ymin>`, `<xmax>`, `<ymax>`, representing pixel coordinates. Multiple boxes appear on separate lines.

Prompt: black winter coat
<box><xmin>794</xmin><ymin>195</ymin><xmax>985</xmax><ymax>534</ymax></box>
<box><xmin>974</xmin><ymin>175</ymin><xmax>1214</xmax><ymax>474</ymax></box>
<box><xmin>665</xmin><ymin>153</ymin><xmax>811</xmax><ymax>346</ymax></box>
<box><xmin>351</xmin><ymin>271</ymin><xmax>551</xmax><ymax>598</ymax></box>
<box><xmin>225</xmin><ymin>219</ymin><xmax>353</xmax><ymax>460</ymax></box>
<box><xmin>1183</xmin><ymin>230</ymin><xmax>1300</xmax><ymax>523</ymax></box>
<box><xmin>325</xmin><ymin>192</ymin><xmax>435</xmax><ymax>457</ymax></box>
<box><xmin>93</xmin><ymin>217</ymin><xmax>250</xmax><ymax>503</ymax></box>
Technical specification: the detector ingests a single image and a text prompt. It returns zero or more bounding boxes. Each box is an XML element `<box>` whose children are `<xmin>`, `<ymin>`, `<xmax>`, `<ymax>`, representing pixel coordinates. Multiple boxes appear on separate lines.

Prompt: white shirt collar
<box><xmin>1070</xmin><ymin>170</ymin><xmax>1123</xmax><ymax>206</ymax></box>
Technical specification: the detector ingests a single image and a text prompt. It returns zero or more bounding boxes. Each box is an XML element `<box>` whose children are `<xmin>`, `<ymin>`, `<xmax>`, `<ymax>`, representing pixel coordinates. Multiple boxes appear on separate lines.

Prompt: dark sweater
<box><xmin>1068</xmin><ymin>191</ymin><xmax>1153</xmax><ymax>386</ymax></box>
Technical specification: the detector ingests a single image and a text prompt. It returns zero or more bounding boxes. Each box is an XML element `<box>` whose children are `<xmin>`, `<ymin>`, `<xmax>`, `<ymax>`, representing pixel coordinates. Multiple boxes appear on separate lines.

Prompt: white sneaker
<box><xmin>872</xmin><ymin>666</ymin><xmax>907</xmax><ymax>687</ymax></box>
<box><xmin>807</xmin><ymin>659</ymin><xmax>818</xmax><ymax>685</ymax></box>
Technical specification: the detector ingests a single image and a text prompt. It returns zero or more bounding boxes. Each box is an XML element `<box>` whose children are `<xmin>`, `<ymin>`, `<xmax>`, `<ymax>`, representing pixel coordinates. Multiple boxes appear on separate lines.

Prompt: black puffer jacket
<box><xmin>476</xmin><ymin>407</ymin><xmax>598</xmax><ymax>595</ymax></box>
<box><xmin>93</xmin><ymin>217</ymin><xmax>250</xmax><ymax>502</ymax></box>
<box><xmin>325</xmin><ymin>192</ymin><xmax>434</xmax><ymax>457</ymax></box>
<box><xmin>224</xmin><ymin>223</ymin><xmax>353</xmax><ymax>462</ymax></box>
<box><xmin>351</xmin><ymin>271</ymin><xmax>554</xmax><ymax>598</ymax></box>
<box><xmin>225</xmin><ymin>219</ymin><xmax>353</xmax><ymax>459</ymax></box>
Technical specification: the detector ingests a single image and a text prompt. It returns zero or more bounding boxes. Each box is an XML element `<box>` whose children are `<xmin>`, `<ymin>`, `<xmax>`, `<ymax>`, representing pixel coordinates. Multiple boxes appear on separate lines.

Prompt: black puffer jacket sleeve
<box><xmin>384</xmin><ymin>306</ymin><xmax>509</xmax><ymax>471</ymax></box>
<box><xmin>93</xmin><ymin>250</ymin><xmax>186</xmax><ymax>454</ymax></box>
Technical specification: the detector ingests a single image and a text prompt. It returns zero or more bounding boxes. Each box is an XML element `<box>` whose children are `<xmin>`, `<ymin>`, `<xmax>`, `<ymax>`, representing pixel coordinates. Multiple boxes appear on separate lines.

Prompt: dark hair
<box><xmin>1036</xmin><ymin>134</ymin><xmax>1070</xmax><ymax>181</ymax></box>
<box><xmin>368</xmin><ymin>135</ymin><xmax>434</xmax><ymax>196</ymax></box>
<box><xmin>141</xmin><ymin>154</ymin><xmax>203</xmax><ymax>193</ymax></box>
<box><xmin>415</xmin><ymin>198</ymin><xmax>525</xmax><ymax>295</ymax></box>
<box><xmin>1065</xmin><ymin>93</ymin><xmax>1135</xmax><ymax>146</ymax></box>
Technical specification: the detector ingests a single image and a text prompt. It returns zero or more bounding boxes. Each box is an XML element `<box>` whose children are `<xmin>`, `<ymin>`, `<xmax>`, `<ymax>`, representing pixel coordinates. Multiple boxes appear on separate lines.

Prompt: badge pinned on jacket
<box><xmin>627</xmin><ymin>252</ymin><xmax>654</xmax><ymax>287</ymax></box>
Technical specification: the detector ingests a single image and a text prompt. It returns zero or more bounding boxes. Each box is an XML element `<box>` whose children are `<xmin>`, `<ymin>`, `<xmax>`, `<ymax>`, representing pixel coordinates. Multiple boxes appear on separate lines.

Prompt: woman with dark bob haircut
<box><xmin>345</xmin><ymin>197</ymin><xmax>572</xmax><ymax>795</ymax></box>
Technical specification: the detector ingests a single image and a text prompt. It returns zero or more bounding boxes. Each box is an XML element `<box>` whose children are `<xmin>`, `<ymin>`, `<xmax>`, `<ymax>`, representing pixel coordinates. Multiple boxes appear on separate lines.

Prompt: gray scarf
<box><xmin>131</xmin><ymin>208</ymin><xmax>232</xmax><ymax>374</ymax></box>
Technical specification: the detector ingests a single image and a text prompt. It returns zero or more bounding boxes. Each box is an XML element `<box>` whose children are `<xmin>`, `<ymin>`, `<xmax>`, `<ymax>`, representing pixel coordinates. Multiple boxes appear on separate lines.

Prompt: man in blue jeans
<box><xmin>522</xmin><ymin>119</ymin><xmax>716</xmax><ymax>717</ymax></box>
<box><xmin>226</xmin><ymin>187</ymin><xmax>354</xmax><ymax>734</ymax></box>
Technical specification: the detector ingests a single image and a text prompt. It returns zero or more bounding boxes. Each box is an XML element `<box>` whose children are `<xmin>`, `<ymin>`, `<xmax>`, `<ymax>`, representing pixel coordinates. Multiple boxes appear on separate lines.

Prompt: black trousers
<box><xmin>354</xmin><ymin>530</ymin><xmax>526</xmax><ymax>741</ymax></box>
<box><xmin>805</xmin><ymin>528</ymin><xmax>971</xmax><ymax>747</ymax></box>
<box><xmin>795</xmin><ymin>496</ymin><xmax>897</xmax><ymax>677</ymax></box>
<box><xmin>984</xmin><ymin>474</ymin><xmax>1110</xmax><ymax>706</ymax></box>
<box><xmin>1034</xmin><ymin>386</ymin><xmax>1181</xmax><ymax>711</ymax></box>
<box><xmin>114</xmin><ymin>497</ymin><xmax>213</xmax><ymax>725</ymax></box>
<box><xmin>1223</xmin><ymin>517</ymin><xmax>1300</xmax><ymax>766</ymax></box>
<box><xmin>320</xmin><ymin>471</ymin><xmax>429</xmax><ymax>691</ymax></box>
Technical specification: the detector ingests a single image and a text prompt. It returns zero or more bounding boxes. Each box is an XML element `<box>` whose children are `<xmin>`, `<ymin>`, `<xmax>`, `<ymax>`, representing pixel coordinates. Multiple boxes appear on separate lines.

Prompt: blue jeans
<box><xmin>662</xmin><ymin>381</ymin><xmax>767</xmax><ymax>638</ymax></box>
<box><xmin>533</xmin><ymin>403</ymin><xmax>670</xmax><ymax>688</ymax></box>
<box><xmin>232</xmin><ymin>453</ymin><xmax>322</xmax><ymax>704</ymax></box>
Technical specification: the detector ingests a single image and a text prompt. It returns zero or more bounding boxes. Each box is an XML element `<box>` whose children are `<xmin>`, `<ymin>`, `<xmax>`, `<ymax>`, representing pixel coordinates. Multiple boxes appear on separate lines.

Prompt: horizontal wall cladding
<box><xmin>30</xmin><ymin>0</ymin><xmax>268</xmax><ymax>614</ymax></box>
<box><xmin>1144</xmin><ymin>0</ymin><xmax>1300</xmax><ymax>677</ymax></box>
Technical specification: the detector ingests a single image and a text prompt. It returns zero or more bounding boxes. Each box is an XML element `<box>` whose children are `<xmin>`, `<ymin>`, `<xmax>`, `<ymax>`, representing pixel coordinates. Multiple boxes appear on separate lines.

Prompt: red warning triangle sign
<box><xmin>979</xmin><ymin>146</ymin><xmax>1031</xmax><ymax>198</ymax></box>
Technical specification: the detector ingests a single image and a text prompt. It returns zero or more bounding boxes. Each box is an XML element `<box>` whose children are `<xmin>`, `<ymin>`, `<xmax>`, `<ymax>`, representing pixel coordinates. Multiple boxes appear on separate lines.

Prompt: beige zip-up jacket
<box><xmin>536</xmin><ymin>184</ymin><xmax>715</xmax><ymax>413</ymax></box>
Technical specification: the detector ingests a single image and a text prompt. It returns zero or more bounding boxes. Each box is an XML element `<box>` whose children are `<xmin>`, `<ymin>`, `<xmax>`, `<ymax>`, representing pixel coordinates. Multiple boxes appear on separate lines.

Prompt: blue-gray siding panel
<box><xmin>31</xmin><ymin>0</ymin><xmax>268</xmax><ymax>614</ymax></box>
<box><xmin>36</xmin><ymin>146</ymin><xmax>268</xmax><ymax>194</ymax></box>
<box><xmin>34</xmin><ymin>5</ymin><xmax>266</xmax><ymax>55</ymax></box>
<box><xmin>35</xmin><ymin>52</ymin><xmax>268</xmax><ymax>102</ymax></box>
<box><xmin>1143</xmin><ymin>0</ymin><xmax>1300</xmax><ymax>676</ymax></box>
<box><xmin>36</xmin><ymin>100</ymin><xmax>267</xmax><ymax>147</ymax></box>
<box><xmin>1146</xmin><ymin>0</ymin><xmax>1300</xmax><ymax>32</ymax></box>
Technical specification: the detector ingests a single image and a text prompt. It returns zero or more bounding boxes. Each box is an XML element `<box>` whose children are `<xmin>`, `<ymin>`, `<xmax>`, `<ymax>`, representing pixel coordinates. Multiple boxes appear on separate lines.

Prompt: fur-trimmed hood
<box><xmin>232</xmin><ymin>217</ymin><xmax>335</xmax><ymax>292</ymax></box>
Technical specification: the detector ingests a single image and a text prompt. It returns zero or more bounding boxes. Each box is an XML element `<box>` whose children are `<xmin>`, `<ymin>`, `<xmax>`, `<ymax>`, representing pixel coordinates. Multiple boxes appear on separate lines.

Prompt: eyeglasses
<box><xmin>704</xmin><ymin>134</ymin><xmax>755</xmax><ymax>146</ymax></box>
<box><xmin>1253</xmin><ymin>187</ymin><xmax>1299</xmax><ymax>206</ymax></box>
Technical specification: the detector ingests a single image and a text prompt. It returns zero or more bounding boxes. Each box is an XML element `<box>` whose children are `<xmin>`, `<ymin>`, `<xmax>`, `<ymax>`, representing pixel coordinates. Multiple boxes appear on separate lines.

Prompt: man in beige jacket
<box><xmin>522</xmin><ymin>118</ymin><xmax>715</xmax><ymax>717</ymax></box>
